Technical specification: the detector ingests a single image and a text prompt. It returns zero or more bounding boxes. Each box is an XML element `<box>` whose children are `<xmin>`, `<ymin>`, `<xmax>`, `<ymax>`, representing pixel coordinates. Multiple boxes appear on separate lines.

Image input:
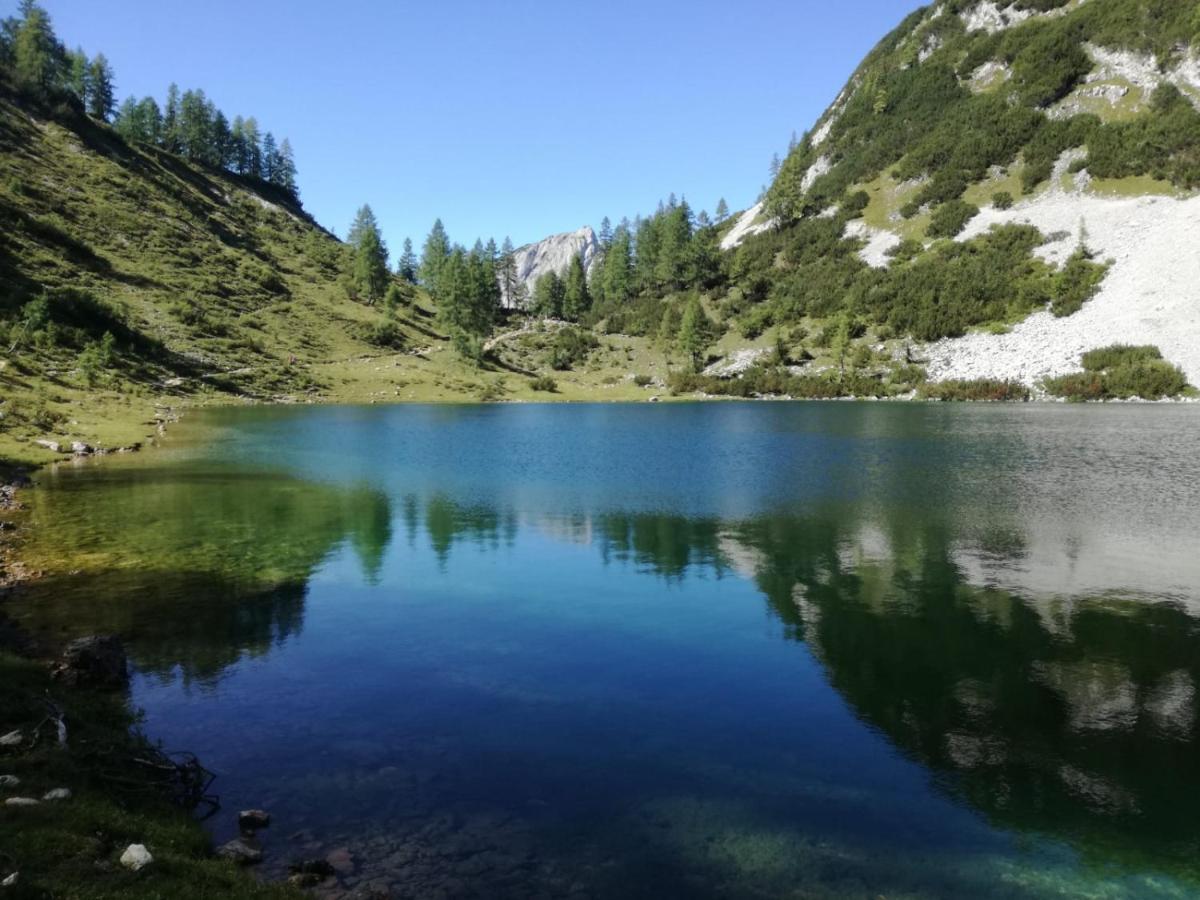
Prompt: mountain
<box><xmin>503</xmin><ymin>226</ymin><xmax>602</xmax><ymax>307</ymax></box>
<box><xmin>734</xmin><ymin>0</ymin><xmax>1200</xmax><ymax>390</ymax></box>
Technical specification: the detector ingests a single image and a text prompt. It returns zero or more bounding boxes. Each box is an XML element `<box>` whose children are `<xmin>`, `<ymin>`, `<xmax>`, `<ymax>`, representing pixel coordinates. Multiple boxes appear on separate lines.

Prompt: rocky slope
<box><xmin>737</xmin><ymin>0</ymin><xmax>1200</xmax><ymax>389</ymax></box>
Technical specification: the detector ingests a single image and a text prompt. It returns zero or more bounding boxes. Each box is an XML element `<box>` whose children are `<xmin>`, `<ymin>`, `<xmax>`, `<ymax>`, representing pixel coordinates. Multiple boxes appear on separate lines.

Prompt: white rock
<box><xmin>42</xmin><ymin>788</ymin><xmax>72</xmax><ymax>801</ymax></box>
<box><xmin>120</xmin><ymin>844</ymin><xmax>154</xmax><ymax>871</ymax></box>
<box><xmin>844</xmin><ymin>220</ymin><xmax>903</xmax><ymax>268</ymax></box>
<box><xmin>0</xmin><ymin>775</ymin><xmax>19</xmax><ymax>789</ymax></box>
<box><xmin>0</xmin><ymin>731</ymin><xmax>22</xmax><ymax>747</ymax></box>
<box><xmin>502</xmin><ymin>226</ymin><xmax>601</xmax><ymax>308</ymax></box>
<box><xmin>720</xmin><ymin>202</ymin><xmax>778</xmax><ymax>250</ymax></box>
<box><xmin>4</xmin><ymin>797</ymin><xmax>38</xmax><ymax>808</ymax></box>
<box><xmin>2</xmin><ymin>872</ymin><xmax>17</xmax><ymax>888</ymax></box>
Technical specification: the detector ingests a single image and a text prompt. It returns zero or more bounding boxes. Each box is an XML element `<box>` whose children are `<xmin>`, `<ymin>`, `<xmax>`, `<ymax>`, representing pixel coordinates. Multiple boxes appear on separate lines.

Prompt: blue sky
<box><xmin>30</xmin><ymin>1</ymin><xmax>914</xmax><ymax>251</ymax></box>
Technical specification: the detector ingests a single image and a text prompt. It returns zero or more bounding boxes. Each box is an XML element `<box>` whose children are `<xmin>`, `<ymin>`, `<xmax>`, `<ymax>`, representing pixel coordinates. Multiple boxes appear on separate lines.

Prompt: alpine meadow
<box><xmin>2</xmin><ymin>2</ymin><xmax>1200</xmax><ymax>899</ymax></box>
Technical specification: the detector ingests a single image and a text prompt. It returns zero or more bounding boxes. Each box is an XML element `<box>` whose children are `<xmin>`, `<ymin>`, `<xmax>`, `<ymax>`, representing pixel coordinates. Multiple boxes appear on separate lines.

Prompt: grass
<box><xmin>0</xmin><ymin>650</ymin><xmax>300</xmax><ymax>899</ymax></box>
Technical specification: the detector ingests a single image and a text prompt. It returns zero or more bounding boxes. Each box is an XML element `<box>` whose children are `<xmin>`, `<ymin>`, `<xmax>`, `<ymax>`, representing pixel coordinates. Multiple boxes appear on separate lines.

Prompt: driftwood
<box><xmin>130</xmin><ymin>749</ymin><xmax>220</xmax><ymax>816</ymax></box>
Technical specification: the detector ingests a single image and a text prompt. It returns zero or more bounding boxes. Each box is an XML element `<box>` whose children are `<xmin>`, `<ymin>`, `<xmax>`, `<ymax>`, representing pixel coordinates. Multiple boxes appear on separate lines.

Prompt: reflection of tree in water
<box><xmin>14</xmin><ymin>466</ymin><xmax>391</xmax><ymax>685</ymax></box>
<box><xmin>683</xmin><ymin>510</ymin><xmax>1200</xmax><ymax>880</ymax></box>
<box><xmin>417</xmin><ymin>493</ymin><xmax>515</xmax><ymax>566</ymax></box>
<box><xmin>594</xmin><ymin>513</ymin><xmax>729</xmax><ymax>582</ymax></box>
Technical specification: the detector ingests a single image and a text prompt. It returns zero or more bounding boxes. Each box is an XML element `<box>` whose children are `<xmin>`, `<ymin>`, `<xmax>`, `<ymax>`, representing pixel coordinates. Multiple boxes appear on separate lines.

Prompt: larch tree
<box><xmin>397</xmin><ymin>238</ymin><xmax>418</xmax><ymax>283</ymax></box>
<box><xmin>562</xmin><ymin>254</ymin><xmax>590</xmax><ymax>322</ymax></box>
<box><xmin>86</xmin><ymin>52</ymin><xmax>115</xmax><ymax>120</ymax></box>
<box><xmin>348</xmin><ymin>205</ymin><xmax>390</xmax><ymax>304</ymax></box>
<box><xmin>419</xmin><ymin>219</ymin><xmax>451</xmax><ymax>294</ymax></box>
<box><xmin>715</xmin><ymin>198</ymin><xmax>729</xmax><ymax>222</ymax></box>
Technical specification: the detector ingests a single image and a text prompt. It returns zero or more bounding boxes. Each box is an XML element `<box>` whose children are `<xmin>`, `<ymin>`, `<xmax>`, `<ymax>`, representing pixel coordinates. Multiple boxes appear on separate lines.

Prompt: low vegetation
<box><xmin>1043</xmin><ymin>344</ymin><xmax>1191</xmax><ymax>400</ymax></box>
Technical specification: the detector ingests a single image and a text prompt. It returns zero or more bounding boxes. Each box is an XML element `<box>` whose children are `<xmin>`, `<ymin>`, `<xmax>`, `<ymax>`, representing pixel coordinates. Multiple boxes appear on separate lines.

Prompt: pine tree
<box><xmin>261</xmin><ymin>131</ymin><xmax>278</xmax><ymax>183</ymax></box>
<box><xmin>769</xmin><ymin>152</ymin><xmax>782</xmax><ymax>182</ymax></box>
<box><xmin>86</xmin><ymin>52</ymin><xmax>115</xmax><ymax>121</ymax></box>
<box><xmin>696</xmin><ymin>210</ymin><xmax>712</xmax><ymax>229</ymax></box>
<box><xmin>562</xmin><ymin>253</ymin><xmax>590</xmax><ymax>322</ymax></box>
<box><xmin>243</xmin><ymin>117</ymin><xmax>262</xmax><ymax>177</ymax></box>
<box><xmin>66</xmin><ymin>46</ymin><xmax>88</xmax><ymax>100</ymax></box>
<box><xmin>498</xmin><ymin>236</ymin><xmax>524</xmax><ymax>309</ymax></box>
<box><xmin>348</xmin><ymin>205</ymin><xmax>389</xmax><ymax>303</ymax></box>
<box><xmin>163</xmin><ymin>83</ymin><xmax>181</xmax><ymax>152</ymax></box>
<box><xmin>230</xmin><ymin>116</ymin><xmax>248</xmax><ymax>173</ymax></box>
<box><xmin>212</xmin><ymin>110</ymin><xmax>232</xmax><ymax>168</ymax></box>
<box><xmin>532</xmin><ymin>272</ymin><xmax>564</xmax><ymax>319</ymax></box>
<box><xmin>12</xmin><ymin>1</ymin><xmax>61</xmax><ymax>92</ymax></box>
<box><xmin>275</xmin><ymin>138</ymin><xmax>298</xmax><ymax>195</ymax></box>
<box><xmin>598</xmin><ymin>226</ymin><xmax>633</xmax><ymax>304</ymax></box>
<box><xmin>419</xmin><ymin>219</ymin><xmax>451</xmax><ymax>293</ymax></box>
<box><xmin>397</xmin><ymin>238</ymin><xmax>418</xmax><ymax>283</ymax></box>
<box><xmin>598</xmin><ymin>216</ymin><xmax>613</xmax><ymax>248</ymax></box>
<box><xmin>715</xmin><ymin>198</ymin><xmax>729</xmax><ymax>222</ymax></box>
<box><xmin>677</xmin><ymin>298</ymin><xmax>709</xmax><ymax>372</ymax></box>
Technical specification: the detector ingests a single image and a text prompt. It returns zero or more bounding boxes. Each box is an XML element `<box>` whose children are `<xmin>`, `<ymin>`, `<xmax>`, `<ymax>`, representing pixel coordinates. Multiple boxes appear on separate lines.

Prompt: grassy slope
<box><xmin>0</xmin><ymin>90</ymin><xmax>700</xmax><ymax>469</ymax></box>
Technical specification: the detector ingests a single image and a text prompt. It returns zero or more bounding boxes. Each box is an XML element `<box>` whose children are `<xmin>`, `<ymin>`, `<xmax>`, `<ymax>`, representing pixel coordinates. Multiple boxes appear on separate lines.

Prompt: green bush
<box><xmin>992</xmin><ymin>191</ymin><xmax>1014</xmax><ymax>210</ymax></box>
<box><xmin>918</xmin><ymin>379</ymin><xmax>1030</xmax><ymax>401</ymax></box>
<box><xmin>530</xmin><ymin>375</ymin><xmax>558</xmax><ymax>392</ymax></box>
<box><xmin>1080</xmin><ymin>344</ymin><xmax>1162</xmax><ymax>371</ymax></box>
<box><xmin>1051</xmin><ymin>248</ymin><xmax>1108</xmax><ymax>317</ymax></box>
<box><xmin>633</xmin><ymin>374</ymin><xmax>653</xmax><ymax>387</ymax></box>
<box><xmin>548</xmin><ymin>327</ymin><xmax>598</xmax><ymax>371</ymax></box>
<box><xmin>927</xmin><ymin>200</ymin><xmax>979</xmax><ymax>238</ymax></box>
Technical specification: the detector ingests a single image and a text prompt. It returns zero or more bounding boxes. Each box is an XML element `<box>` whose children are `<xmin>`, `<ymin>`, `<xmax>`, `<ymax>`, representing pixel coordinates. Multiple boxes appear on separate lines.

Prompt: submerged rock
<box><xmin>53</xmin><ymin>635</ymin><xmax>128</xmax><ymax>688</ymax></box>
<box><xmin>42</xmin><ymin>788</ymin><xmax>71</xmax><ymax>801</ymax></box>
<box><xmin>2</xmin><ymin>872</ymin><xmax>18</xmax><ymax>887</ymax></box>
<box><xmin>326</xmin><ymin>847</ymin><xmax>355</xmax><ymax>875</ymax></box>
<box><xmin>216</xmin><ymin>838</ymin><xmax>263</xmax><ymax>865</ymax></box>
<box><xmin>3</xmin><ymin>797</ymin><xmax>38</xmax><ymax>808</ymax></box>
<box><xmin>288</xmin><ymin>858</ymin><xmax>334</xmax><ymax>887</ymax></box>
<box><xmin>0</xmin><ymin>731</ymin><xmax>21</xmax><ymax>748</ymax></box>
<box><xmin>120</xmin><ymin>844</ymin><xmax>153</xmax><ymax>871</ymax></box>
<box><xmin>238</xmin><ymin>809</ymin><xmax>271</xmax><ymax>831</ymax></box>
<box><xmin>0</xmin><ymin>775</ymin><xmax>19</xmax><ymax>788</ymax></box>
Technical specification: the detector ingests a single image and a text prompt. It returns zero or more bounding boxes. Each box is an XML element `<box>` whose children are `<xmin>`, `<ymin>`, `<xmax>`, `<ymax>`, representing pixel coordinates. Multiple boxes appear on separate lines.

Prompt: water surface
<box><xmin>12</xmin><ymin>403</ymin><xmax>1200</xmax><ymax>898</ymax></box>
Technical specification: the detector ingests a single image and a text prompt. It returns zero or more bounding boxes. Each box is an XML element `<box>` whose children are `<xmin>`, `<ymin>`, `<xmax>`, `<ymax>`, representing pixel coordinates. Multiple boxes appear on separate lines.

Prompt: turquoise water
<box><xmin>13</xmin><ymin>403</ymin><xmax>1200</xmax><ymax>898</ymax></box>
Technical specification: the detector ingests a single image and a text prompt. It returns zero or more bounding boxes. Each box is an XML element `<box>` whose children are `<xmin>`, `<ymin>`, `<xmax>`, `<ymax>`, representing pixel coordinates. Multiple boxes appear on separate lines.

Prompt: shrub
<box><xmin>918</xmin><ymin>379</ymin><xmax>1030</xmax><ymax>401</ymax></box>
<box><xmin>1051</xmin><ymin>248</ymin><xmax>1108</xmax><ymax>317</ymax></box>
<box><xmin>530</xmin><ymin>375</ymin><xmax>558</xmax><ymax>392</ymax></box>
<box><xmin>1046</xmin><ymin>345</ymin><xmax>1189</xmax><ymax>399</ymax></box>
<box><xmin>633</xmin><ymin>374</ymin><xmax>653</xmax><ymax>387</ymax></box>
<box><xmin>926</xmin><ymin>200</ymin><xmax>979</xmax><ymax>238</ymax></box>
<box><xmin>548</xmin><ymin>327</ymin><xmax>598</xmax><ymax>371</ymax></box>
<box><xmin>992</xmin><ymin>191</ymin><xmax>1014</xmax><ymax>210</ymax></box>
<box><xmin>358</xmin><ymin>319</ymin><xmax>405</xmax><ymax>349</ymax></box>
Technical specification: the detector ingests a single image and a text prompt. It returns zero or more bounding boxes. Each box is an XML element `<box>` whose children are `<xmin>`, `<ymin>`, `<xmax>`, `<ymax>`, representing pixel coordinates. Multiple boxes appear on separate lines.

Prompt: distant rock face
<box><xmin>503</xmin><ymin>226</ymin><xmax>601</xmax><ymax>308</ymax></box>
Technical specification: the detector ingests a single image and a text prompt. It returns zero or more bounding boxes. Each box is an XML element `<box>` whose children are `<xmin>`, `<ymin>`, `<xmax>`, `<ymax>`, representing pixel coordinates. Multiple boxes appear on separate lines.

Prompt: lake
<box><xmin>10</xmin><ymin>402</ymin><xmax>1200</xmax><ymax>898</ymax></box>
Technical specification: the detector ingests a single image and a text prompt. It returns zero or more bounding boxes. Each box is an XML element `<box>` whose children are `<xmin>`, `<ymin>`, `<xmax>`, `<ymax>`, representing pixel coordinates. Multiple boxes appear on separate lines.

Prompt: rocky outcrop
<box><xmin>503</xmin><ymin>226</ymin><xmax>602</xmax><ymax>308</ymax></box>
<box><xmin>719</xmin><ymin>202</ymin><xmax>777</xmax><ymax>250</ymax></box>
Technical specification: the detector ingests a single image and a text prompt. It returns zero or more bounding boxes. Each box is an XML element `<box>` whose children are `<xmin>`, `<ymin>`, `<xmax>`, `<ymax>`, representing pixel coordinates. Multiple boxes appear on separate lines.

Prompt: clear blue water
<box><xmin>14</xmin><ymin>402</ymin><xmax>1200</xmax><ymax>898</ymax></box>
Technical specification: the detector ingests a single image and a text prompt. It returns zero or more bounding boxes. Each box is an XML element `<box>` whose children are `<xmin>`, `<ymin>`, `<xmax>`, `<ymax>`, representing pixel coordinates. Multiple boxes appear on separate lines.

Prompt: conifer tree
<box><xmin>715</xmin><ymin>198</ymin><xmax>729</xmax><ymax>222</ymax></box>
<box><xmin>769</xmin><ymin>153</ymin><xmax>782</xmax><ymax>182</ymax></box>
<box><xmin>677</xmin><ymin>298</ymin><xmax>709</xmax><ymax>372</ymax></box>
<box><xmin>163</xmin><ymin>83</ymin><xmax>181</xmax><ymax>151</ymax></box>
<box><xmin>348</xmin><ymin>205</ymin><xmax>389</xmax><ymax>303</ymax></box>
<box><xmin>498</xmin><ymin>237</ymin><xmax>524</xmax><ymax>309</ymax></box>
<box><xmin>66</xmin><ymin>46</ymin><xmax>88</xmax><ymax>99</ymax></box>
<box><xmin>532</xmin><ymin>272</ymin><xmax>564</xmax><ymax>319</ymax></box>
<box><xmin>397</xmin><ymin>238</ymin><xmax>418</xmax><ymax>283</ymax></box>
<box><xmin>419</xmin><ymin>219</ymin><xmax>451</xmax><ymax>293</ymax></box>
<box><xmin>562</xmin><ymin>254</ymin><xmax>590</xmax><ymax>322</ymax></box>
<box><xmin>261</xmin><ymin>131</ymin><xmax>278</xmax><ymax>183</ymax></box>
<box><xmin>598</xmin><ymin>217</ymin><xmax>613</xmax><ymax>249</ymax></box>
<box><xmin>242</xmin><ymin>116</ymin><xmax>262</xmax><ymax>177</ymax></box>
<box><xmin>598</xmin><ymin>226</ymin><xmax>633</xmax><ymax>304</ymax></box>
<box><xmin>275</xmin><ymin>138</ymin><xmax>298</xmax><ymax>195</ymax></box>
<box><xmin>86</xmin><ymin>52</ymin><xmax>115</xmax><ymax>121</ymax></box>
<box><xmin>12</xmin><ymin>1</ymin><xmax>60</xmax><ymax>91</ymax></box>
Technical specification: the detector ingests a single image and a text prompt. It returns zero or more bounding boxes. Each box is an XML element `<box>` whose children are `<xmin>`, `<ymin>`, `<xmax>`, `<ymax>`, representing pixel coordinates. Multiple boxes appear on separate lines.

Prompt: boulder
<box><xmin>3</xmin><ymin>797</ymin><xmax>37</xmax><ymax>808</ymax></box>
<box><xmin>53</xmin><ymin>635</ymin><xmax>128</xmax><ymax>688</ymax></box>
<box><xmin>33</xmin><ymin>439</ymin><xmax>62</xmax><ymax>453</ymax></box>
<box><xmin>70</xmin><ymin>441</ymin><xmax>93</xmax><ymax>456</ymax></box>
<box><xmin>0</xmin><ymin>731</ymin><xmax>21</xmax><ymax>748</ymax></box>
<box><xmin>0</xmin><ymin>775</ymin><xmax>19</xmax><ymax>788</ymax></box>
<box><xmin>42</xmin><ymin>788</ymin><xmax>71</xmax><ymax>801</ymax></box>
<box><xmin>216</xmin><ymin>838</ymin><xmax>263</xmax><ymax>866</ymax></box>
<box><xmin>238</xmin><ymin>809</ymin><xmax>271</xmax><ymax>831</ymax></box>
<box><xmin>120</xmin><ymin>844</ymin><xmax>153</xmax><ymax>871</ymax></box>
<box><xmin>2</xmin><ymin>872</ymin><xmax>18</xmax><ymax>888</ymax></box>
<box><xmin>288</xmin><ymin>859</ymin><xmax>334</xmax><ymax>884</ymax></box>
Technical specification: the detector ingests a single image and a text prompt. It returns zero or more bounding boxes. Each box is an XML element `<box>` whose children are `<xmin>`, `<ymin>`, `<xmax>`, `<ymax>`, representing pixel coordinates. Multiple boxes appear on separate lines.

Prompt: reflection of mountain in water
<box><xmin>620</xmin><ymin>509</ymin><xmax>1200</xmax><ymax>879</ymax></box>
<box><xmin>14</xmin><ymin>465</ymin><xmax>391</xmax><ymax>685</ymax></box>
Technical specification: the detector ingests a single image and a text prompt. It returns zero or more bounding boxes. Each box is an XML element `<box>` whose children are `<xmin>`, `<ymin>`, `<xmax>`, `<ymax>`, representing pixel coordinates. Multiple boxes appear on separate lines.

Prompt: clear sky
<box><xmin>26</xmin><ymin>1</ymin><xmax>915</xmax><ymax>251</ymax></box>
